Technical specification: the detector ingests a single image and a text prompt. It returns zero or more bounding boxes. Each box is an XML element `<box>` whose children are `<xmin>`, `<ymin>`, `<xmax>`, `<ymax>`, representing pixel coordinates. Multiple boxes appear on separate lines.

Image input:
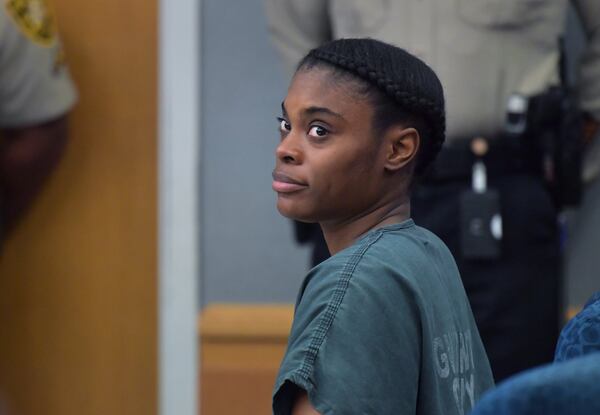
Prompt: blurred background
<box><xmin>0</xmin><ymin>0</ymin><xmax>597</xmax><ymax>414</ymax></box>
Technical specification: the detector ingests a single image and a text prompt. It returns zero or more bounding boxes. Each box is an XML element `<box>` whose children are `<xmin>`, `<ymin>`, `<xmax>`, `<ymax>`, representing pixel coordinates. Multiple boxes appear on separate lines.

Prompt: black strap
<box><xmin>421</xmin><ymin>137</ymin><xmax>528</xmax><ymax>184</ymax></box>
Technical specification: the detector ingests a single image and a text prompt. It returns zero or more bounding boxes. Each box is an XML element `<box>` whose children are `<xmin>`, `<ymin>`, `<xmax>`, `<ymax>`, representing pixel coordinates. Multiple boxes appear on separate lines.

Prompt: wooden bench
<box><xmin>199</xmin><ymin>304</ymin><xmax>294</xmax><ymax>415</ymax></box>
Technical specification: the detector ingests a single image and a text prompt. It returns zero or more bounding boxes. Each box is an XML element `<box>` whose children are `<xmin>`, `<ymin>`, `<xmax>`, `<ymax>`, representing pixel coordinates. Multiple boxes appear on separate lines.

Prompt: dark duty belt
<box><xmin>421</xmin><ymin>136</ymin><xmax>530</xmax><ymax>184</ymax></box>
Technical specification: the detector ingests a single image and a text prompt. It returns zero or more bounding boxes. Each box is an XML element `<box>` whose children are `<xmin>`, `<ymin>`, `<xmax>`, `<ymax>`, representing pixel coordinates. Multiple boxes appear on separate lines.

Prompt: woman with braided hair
<box><xmin>271</xmin><ymin>38</ymin><xmax>494</xmax><ymax>415</ymax></box>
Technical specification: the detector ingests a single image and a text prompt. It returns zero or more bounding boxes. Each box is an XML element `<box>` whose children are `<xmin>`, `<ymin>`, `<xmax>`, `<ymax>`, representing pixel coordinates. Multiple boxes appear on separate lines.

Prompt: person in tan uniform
<box><xmin>265</xmin><ymin>0</ymin><xmax>600</xmax><ymax>382</ymax></box>
<box><xmin>0</xmin><ymin>3</ymin><xmax>76</xmax><ymax>412</ymax></box>
<box><xmin>0</xmin><ymin>0</ymin><xmax>76</xmax><ymax>241</ymax></box>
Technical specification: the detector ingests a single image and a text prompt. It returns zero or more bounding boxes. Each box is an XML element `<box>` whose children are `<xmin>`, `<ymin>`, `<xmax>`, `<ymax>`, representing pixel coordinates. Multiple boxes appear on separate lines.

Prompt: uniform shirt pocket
<box><xmin>330</xmin><ymin>0</ymin><xmax>391</xmax><ymax>36</ymax></box>
<box><xmin>456</xmin><ymin>0</ymin><xmax>547</xmax><ymax>28</ymax></box>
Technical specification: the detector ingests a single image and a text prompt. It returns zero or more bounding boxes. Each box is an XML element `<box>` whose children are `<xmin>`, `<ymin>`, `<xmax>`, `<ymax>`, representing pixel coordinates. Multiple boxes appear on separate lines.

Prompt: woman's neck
<box><xmin>320</xmin><ymin>198</ymin><xmax>411</xmax><ymax>256</ymax></box>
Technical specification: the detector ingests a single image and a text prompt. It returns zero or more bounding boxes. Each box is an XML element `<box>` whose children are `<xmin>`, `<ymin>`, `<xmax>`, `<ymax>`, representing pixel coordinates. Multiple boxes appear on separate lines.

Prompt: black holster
<box><xmin>521</xmin><ymin>86</ymin><xmax>583</xmax><ymax>208</ymax></box>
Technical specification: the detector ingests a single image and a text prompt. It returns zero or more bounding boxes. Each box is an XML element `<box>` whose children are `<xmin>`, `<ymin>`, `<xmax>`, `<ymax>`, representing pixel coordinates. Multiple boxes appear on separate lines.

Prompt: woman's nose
<box><xmin>276</xmin><ymin>134</ymin><xmax>302</xmax><ymax>164</ymax></box>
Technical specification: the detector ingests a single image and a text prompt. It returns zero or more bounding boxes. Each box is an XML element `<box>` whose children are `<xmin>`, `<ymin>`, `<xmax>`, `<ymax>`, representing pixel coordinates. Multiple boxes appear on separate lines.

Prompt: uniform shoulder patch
<box><xmin>5</xmin><ymin>0</ymin><xmax>57</xmax><ymax>47</ymax></box>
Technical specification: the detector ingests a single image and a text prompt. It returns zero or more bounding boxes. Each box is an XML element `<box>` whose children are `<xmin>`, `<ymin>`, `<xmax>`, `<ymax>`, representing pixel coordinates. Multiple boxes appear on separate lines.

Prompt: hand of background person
<box><xmin>0</xmin><ymin>115</ymin><xmax>68</xmax><ymax>237</ymax></box>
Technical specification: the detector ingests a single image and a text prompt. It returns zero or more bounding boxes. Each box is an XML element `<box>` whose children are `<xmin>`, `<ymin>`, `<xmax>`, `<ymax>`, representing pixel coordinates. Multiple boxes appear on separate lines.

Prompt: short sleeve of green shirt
<box><xmin>0</xmin><ymin>0</ymin><xmax>77</xmax><ymax>127</ymax></box>
<box><xmin>273</xmin><ymin>220</ymin><xmax>494</xmax><ymax>415</ymax></box>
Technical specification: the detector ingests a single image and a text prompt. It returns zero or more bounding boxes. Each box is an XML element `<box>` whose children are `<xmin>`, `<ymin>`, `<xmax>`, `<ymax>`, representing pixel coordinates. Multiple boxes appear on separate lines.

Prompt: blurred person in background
<box><xmin>0</xmin><ymin>1</ymin><xmax>75</xmax><ymax>413</ymax></box>
<box><xmin>0</xmin><ymin>0</ymin><xmax>76</xmax><ymax>244</ymax></box>
<box><xmin>265</xmin><ymin>0</ymin><xmax>600</xmax><ymax>382</ymax></box>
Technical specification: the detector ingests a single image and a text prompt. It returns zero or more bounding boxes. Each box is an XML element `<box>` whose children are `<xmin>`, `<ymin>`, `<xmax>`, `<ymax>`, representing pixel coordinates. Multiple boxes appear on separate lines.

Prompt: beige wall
<box><xmin>0</xmin><ymin>1</ymin><xmax>158</xmax><ymax>414</ymax></box>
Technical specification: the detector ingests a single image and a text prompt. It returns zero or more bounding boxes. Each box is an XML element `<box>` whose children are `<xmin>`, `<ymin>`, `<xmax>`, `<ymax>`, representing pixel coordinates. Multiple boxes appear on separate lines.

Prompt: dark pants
<box><xmin>412</xmin><ymin>173</ymin><xmax>561</xmax><ymax>382</ymax></box>
<box><xmin>294</xmin><ymin>220</ymin><xmax>330</xmax><ymax>266</ymax></box>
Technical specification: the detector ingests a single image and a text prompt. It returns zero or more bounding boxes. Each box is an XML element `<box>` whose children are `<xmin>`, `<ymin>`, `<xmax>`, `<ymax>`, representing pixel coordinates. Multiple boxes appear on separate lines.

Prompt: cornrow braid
<box><xmin>297</xmin><ymin>38</ymin><xmax>446</xmax><ymax>175</ymax></box>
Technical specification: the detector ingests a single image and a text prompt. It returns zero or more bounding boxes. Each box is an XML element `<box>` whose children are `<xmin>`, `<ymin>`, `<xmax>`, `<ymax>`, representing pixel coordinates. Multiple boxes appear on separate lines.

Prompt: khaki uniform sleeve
<box><xmin>264</xmin><ymin>0</ymin><xmax>332</xmax><ymax>77</ymax></box>
<box><xmin>573</xmin><ymin>0</ymin><xmax>600</xmax><ymax>121</ymax></box>
<box><xmin>0</xmin><ymin>0</ymin><xmax>77</xmax><ymax>128</ymax></box>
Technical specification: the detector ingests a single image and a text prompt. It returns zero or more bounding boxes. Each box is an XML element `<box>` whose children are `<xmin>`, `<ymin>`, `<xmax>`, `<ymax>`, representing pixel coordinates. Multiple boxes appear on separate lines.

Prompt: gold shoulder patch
<box><xmin>5</xmin><ymin>0</ymin><xmax>57</xmax><ymax>47</ymax></box>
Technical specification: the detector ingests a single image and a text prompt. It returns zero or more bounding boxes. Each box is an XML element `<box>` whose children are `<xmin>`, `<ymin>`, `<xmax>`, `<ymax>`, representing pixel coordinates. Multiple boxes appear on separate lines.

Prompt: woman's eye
<box><xmin>308</xmin><ymin>125</ymin><xmax>328</xmax><ymax>138</ymax></box>
<box><xmin>278</xmin><ymin>118</ymin><xmax>291</xmax><ymax>132</ymax></box>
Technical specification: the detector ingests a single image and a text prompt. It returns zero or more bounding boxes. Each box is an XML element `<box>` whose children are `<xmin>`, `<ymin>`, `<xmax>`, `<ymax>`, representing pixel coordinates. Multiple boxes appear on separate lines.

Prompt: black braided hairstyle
<box><xmin>296</xmin><ymin>38</ymin><xmax>445</xmax><ymax>176</ymax></box>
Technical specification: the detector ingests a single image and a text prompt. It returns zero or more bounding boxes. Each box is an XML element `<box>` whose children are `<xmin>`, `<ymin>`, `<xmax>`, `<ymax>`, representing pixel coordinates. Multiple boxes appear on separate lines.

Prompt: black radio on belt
<box><xmin>505</xmin><ymin>86</ymin><xmax>583</xmax><ymax>208</ymax></box>
<box><xmin>459</xmin><ymin>155</ymin><xmax>503</xmax><ymax>260</ymax></box>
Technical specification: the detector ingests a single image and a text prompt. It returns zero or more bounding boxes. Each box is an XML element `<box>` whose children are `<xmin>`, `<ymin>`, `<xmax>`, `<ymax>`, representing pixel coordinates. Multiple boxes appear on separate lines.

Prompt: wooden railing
<box><xmin>199</xmin><ymin>304</ymin><xmax>294</xmax><ymax>415</ymax></box>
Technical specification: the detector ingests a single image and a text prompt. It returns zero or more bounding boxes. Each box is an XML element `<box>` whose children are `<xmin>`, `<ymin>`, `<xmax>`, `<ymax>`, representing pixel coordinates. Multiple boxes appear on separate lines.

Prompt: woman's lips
<box><xmin>272</xmin><ymin>171</ymin><xmax>308</xmax><ymax>193</ymax></box>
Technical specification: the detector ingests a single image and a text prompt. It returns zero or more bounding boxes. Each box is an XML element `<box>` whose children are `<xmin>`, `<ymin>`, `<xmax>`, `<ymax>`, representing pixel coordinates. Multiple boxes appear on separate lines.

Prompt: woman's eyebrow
<box><xmin>281</xmin><ymin>102</ymin><xmax>346</xmax><ymax>122</ymax></box>
<box><xmin>304</xmin><ymin>106</ymin><xmax>345</xmax><ymax>121</ymax></box>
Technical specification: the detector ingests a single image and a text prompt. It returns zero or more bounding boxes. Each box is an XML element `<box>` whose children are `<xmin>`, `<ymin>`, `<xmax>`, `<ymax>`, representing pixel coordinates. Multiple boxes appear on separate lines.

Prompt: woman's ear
<box><xmin>383</xmin><ymin>126</ymin><xmax>420</xmax><ymax>172</ymax></box>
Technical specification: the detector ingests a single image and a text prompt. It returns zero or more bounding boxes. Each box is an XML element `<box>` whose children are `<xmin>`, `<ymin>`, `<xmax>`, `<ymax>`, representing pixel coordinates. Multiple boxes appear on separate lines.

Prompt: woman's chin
<box><xmin>276</xmin><ymin>200</ymin><xmax>316</xmax><ymax>222</ymax></box>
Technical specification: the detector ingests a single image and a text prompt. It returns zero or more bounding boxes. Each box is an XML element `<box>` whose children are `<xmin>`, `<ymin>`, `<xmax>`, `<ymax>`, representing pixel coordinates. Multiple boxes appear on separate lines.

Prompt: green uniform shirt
<box><xmin>273</xmin><ymin>220</ymin><xmax>494</xmax><ymax>415</ymax></box>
